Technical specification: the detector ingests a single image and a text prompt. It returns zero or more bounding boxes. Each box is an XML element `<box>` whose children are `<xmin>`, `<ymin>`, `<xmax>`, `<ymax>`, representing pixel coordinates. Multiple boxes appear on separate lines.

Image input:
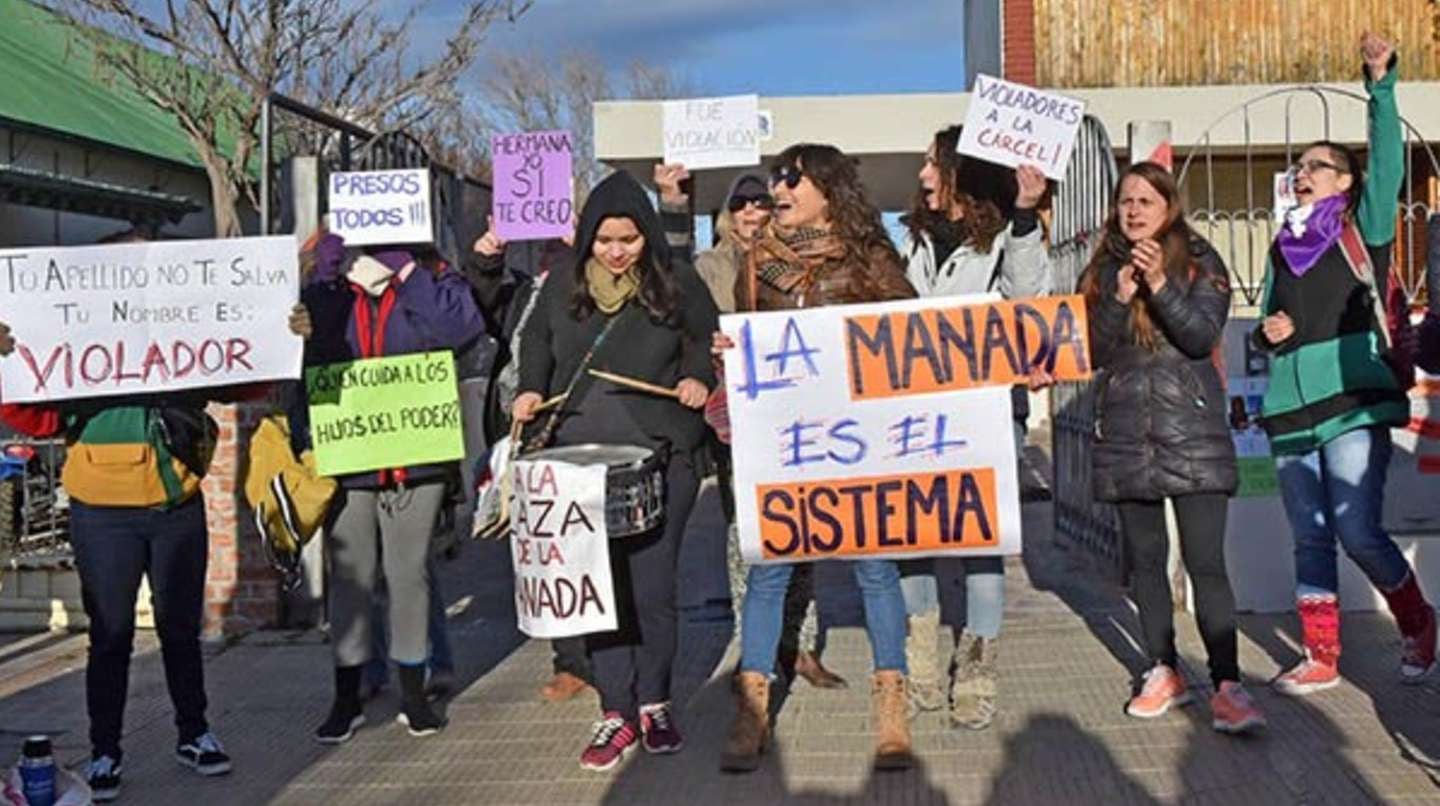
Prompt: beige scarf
<box><xmin>585</xmin><ymin>258</ymin><xmax>641</xmax><ymax>314</ymax></box>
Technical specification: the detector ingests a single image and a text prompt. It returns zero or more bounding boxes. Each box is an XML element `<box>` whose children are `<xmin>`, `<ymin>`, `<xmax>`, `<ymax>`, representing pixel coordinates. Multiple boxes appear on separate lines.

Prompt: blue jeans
<box><xmin>740</xmin><ymin>560</ymin><xmax>906</xmax><ymax>675</ymax></box>
<box><xmin>900</xmin><ymin>558</ymin><xmax>1005</xmax><ymax>639</ymax></box>
<box><xmin>1275</xmin><ymin>425</ymin><xmax>1410</xmax><ymax>597</ymax></box>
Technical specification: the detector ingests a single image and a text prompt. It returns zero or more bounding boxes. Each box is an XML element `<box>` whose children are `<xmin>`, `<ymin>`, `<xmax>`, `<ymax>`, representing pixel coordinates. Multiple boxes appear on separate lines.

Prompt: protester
<box><xmin>0</xmin><ymin>229</ymin><xmax>307</xmax><ymax>801</ymax></box>
<box><xmin>1056</xmin><ymin>160</ymin><xmax>1265</xmax><ymax>734</ymax></box>
<box><xmin>1253</xmin><ymin>32</ymin><xmax>1436</xmax><ymax>693</ymax></box>
<box><xmin>655</xmin><ymin>164</ymin><xmax>844</xmax><ymax>690</ymax></box>
<box><xmin>716</xmin><ymin>143</ymin><xmax>916</xmax><ymax>773</ymax></box>
<box><xmin>295</xmin><ymin>240</ymin><xmax>485</xmax><ymax>743</ymax></box>
<box><xmin>898</xmin><ymin>127</ymin><xmax>1052</xmax><ymax>728</ymax></box>
<box><xmin>511</xmin><ymin>170</ymin><xmax>718</xmax><ymax>771</ymax></box>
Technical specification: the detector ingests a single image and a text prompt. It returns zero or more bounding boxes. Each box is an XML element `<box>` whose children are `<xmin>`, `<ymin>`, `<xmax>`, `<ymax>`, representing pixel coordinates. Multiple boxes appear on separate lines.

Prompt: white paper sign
<box><xmin>719</xmin><ymin>293</ymin><xmax>1093</xmax><ymax>564</ymax></box>
<box><xmin>663</xmin><ymin>94</ymin><xmax>761</xmax><ymax>170</ymax></box>
<box><xmin>957</xmin><ymin>74</ymin><xmax>1087</xmax><ymax>180</ymax></box>
<box><xmin>511</xmin><ymin>459</ymin><xmax>617</xmax><ymax>638</ymax></box>
<box><xmin>0</xmin><ymin>236</ymin><xmax>302</xmax><ymax>403</ymax></box>
<box><xmin>327</xmin><ymin>168</ymin><xmax>433</xmax><ymax>246</ymax></box>
<box><xmin>1273</xmin><ymin>171</ymin><xmax>1298</xmax><ymax>223</ymax></box>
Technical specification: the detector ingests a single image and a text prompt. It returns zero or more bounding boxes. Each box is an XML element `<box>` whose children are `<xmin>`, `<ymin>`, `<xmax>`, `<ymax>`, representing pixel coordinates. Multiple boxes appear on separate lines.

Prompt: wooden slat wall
<box><xmin>1032</xmin><ymin>0</ymin><xmax>1440</xmax><ymax>87</ymax></box>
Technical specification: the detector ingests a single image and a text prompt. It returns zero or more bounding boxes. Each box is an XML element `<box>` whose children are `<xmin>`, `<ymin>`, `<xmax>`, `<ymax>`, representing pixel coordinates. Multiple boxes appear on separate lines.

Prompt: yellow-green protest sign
<box><xmin>306</xmin><ymin>351</ymin><xmax>463</xmax><ymax>477</ymax></box>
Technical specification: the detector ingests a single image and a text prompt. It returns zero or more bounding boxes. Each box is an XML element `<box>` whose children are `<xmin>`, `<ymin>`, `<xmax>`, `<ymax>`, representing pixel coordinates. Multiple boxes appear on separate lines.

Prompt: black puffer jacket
<box><xmin>1088</xmin><ymin>236</ymin><xmax>1237</xmax><ymax>502</ymax></box>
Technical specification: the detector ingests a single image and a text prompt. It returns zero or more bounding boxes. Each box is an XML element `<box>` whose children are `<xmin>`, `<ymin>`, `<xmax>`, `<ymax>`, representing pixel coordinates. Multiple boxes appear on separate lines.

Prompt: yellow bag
<box><xmin>243</xmin><ymin>414</ymin><xmax>337</xmax><ymax>586</ymax></box>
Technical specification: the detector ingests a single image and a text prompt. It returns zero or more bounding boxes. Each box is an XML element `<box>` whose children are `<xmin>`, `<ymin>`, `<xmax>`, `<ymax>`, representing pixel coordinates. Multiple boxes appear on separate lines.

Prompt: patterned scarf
<box><xmin>585</xmin><ymin>257</ymin><xmax>641</xmax><ymax>314</ymax></box>
<box><xmin>749</xmin><ymin>227</ymin><xmax>848</xmax><ymax>297</ymax></box>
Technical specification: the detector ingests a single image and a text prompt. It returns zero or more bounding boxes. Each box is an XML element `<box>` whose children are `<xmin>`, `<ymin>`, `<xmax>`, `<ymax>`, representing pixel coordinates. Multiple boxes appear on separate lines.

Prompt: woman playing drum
<box><xmin>511</xmin><ymin>170</ymin><xmax>719</xmax><ymax>771</ymax></box>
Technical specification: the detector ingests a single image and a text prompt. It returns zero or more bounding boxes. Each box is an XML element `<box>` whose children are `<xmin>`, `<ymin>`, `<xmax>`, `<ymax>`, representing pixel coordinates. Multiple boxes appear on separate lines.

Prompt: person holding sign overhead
<box><xmin>898</xmin><ymin>127</ymin><xmax>1053</xmax><ymax>730</ymax></box>
<box><xmin>715</xmin><ymin>143</ymin><xmax>917</xmax><ymax>773</ymax></box>
<box><xmin>511</xmin><ymin>170</ymin><xmax>718</xmax><ymax>771</ymax></box>
<box><xmin>1252</xmin><ymin>32</ymin><xmax>1436</xmax><ymax>694</ymax></box>
<box><xmin>294</xmin><ymin>242</ymin><xmax>484</xmax><ymax>744</ymax></box>
<box><xmin>1043</xmin><ymin>161</ymin><xmax>1264</xmax><ymax>735</ymax></box>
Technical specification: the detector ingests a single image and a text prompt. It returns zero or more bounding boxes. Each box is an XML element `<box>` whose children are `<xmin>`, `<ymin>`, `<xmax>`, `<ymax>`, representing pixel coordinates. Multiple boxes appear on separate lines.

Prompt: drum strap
<box><xmin>528</xmin><ymin>305</ymin><xmax>636</xmax><ymax>451</ymax></box>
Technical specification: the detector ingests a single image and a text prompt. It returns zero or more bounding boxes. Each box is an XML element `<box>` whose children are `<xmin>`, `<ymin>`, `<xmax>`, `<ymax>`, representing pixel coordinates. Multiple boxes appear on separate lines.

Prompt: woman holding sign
<box><xmin>716</xmin><ymin>143</ymin><xmax>918</xmax><ymax>772</ymax></box>
<box><xmin>1253</xmin><ymin>32</ymin><xmax>1436</xmax><ymax>693</ymax></box>
<box><xmin>297</xmin><ymin>245</ymin><xmax>485</xmax><ymax>743</ymax></box>
<box><xmin>898</xmin><ymin>126</ymin><xmax>1053</xmax><ymax>729</ymax></box>
<box><xmin>511</xmin><ymin>170</ymin><xmax>718</xmax><ymax>771</ymax></box>
<box><xmin>1064</xmin><ymin>161</ymin><xmax>1264</xmax><ymax>734</ymax></box>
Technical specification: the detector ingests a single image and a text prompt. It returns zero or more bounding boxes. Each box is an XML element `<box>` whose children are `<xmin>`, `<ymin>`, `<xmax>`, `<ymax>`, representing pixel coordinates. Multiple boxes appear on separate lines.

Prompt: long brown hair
<box><xmin>771</xmin><ymin>143</ymin><xmax>897</xmax><ymax>265</ymax></box>
<box><xmin>904</xmin><ymin>126</ymin><xmax>1008</xmax><ymax>253</ymax></box>
<box><xmin>1079</xmin><ymin>162</ymin><xmax>1197</xmax><ymax>350</ymax></box>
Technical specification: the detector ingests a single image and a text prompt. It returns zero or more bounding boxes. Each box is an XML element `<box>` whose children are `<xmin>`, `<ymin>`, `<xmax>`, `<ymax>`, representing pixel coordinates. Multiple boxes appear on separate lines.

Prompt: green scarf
<box><xmin>585</xmin><ymin>258</ymin><xmax>641</xmax><ymax>314</ymax></box>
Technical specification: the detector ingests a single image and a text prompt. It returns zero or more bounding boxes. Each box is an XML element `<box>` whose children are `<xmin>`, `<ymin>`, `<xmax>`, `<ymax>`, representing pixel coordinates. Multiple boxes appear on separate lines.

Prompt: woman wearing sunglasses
<box><xmin>897</xmin><ymin>126</ymin><xmax>1051</xmax><ymax>730</ymax></box>
<box><xmin>715</xmin><ymin>143</ymin><xmax>916</xmax><ymax>773</ymax></box>
<box><xmin>1253</xmin><ymin>31</ymin><xmax>1435</xmax><ymax>694</ymax></box>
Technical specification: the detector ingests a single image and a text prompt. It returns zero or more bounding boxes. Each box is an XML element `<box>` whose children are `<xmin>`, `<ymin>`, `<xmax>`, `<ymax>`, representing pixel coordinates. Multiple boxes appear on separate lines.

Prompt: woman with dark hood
<box><xmin>512</xmin><ymin>170</ymin><xmax>719</xmax><ymax>771</ymax></box>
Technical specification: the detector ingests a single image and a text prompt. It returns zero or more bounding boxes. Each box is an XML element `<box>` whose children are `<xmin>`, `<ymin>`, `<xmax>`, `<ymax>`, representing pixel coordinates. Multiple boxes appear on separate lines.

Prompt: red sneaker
<box><xmin>1125</xmin><ymin>664</ymin><xmax>1191</xmax><ymax>719</ymax></box>
<box><xmin>1399</xmin><ymin>606</ymin><xmax>1437</xmax><ymax>683</ymax></box>
<box><xmin>639</xmin><ymin>702</ymin><xmax>684</xmax><ymax>754</ymax></box>
<box><xmin>1210</xmin><ymin>681</ymin><xmax>1266</xmax><ymax>735</ymax></box>
<box><xmin>579</xmin><ymin>712</ymin><xmax>639</xmax><ymax>772</ymax></box>
<box><xmin>1274</xmin><ymin>651</ymin><xmax>1340</xmax><ymax>696</ymax></box>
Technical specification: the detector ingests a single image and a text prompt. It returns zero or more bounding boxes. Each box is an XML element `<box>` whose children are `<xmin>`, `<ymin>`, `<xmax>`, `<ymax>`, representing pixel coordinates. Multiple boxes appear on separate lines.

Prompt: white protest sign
<box><xmin>0</xmin><ymin>236</ymin><xmax>302</xmax><ymax>403</ymax></box>
<box><xmin>663</xmin><ymin>94</ymin><xmax>761</xmax><ymax>170</ymax></box>
<box><xmin>327</xmin><ymin>168</ymin><xmax>433</xmax><ymax>246</ymax></box>
<box><xmin>511</xmin><ymin>459</ymin><xmax>617</xmax><ymax>638</ymax></box>
<box><xmin>722</xmin><ymin>293</ymin><xmax>1094</xmax><ymax>564</ymax></box>
<box><xmin>958</xmin><ymin>74</ymin><xmax>1087</xmax><ymax>180</ymax></box>
<box><xmin>1273</xmin><ymin>171</ymin><xmax>1298</xmax><ymax>222</ymax></box>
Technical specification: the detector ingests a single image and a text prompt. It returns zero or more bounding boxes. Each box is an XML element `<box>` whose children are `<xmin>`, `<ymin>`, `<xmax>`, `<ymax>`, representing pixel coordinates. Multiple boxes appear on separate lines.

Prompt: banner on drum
<box><xmin>957</xmin><ymin>74</ymin><xmax>1087</xmax><ymax>180</ymax></box>
<box><xmin>326</xmin><ymin>168</ymin><xmax>433</xmax><ymax>246</ymax></box>
<box><xmin>511</xmin><ymin>459</ymin><xmax>617</xmax><ymax>638</ymax></box>
<box><xmin>306</xmin><ymin>351</ymin><xmax>464</xmax><ymax>477</ymax></box>
<box><xmin>722</xmin><ymin>293</ymin><xmax>1093</xmax><ymax>564</ymax></box>
<box><xmin>0</xmin><ymin>236</ymin><xmax>302</xmax><ymax>403</ymax></box>
<box><xmin>491</xmin><ymin>130</ymin><xmax>574</xmax><ymax>241</ymax></box>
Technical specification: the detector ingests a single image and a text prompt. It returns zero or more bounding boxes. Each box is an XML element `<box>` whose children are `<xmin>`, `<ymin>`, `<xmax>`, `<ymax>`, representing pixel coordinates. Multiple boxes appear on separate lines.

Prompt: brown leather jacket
<box><xmin>734</xmin><ymin>236</ymin><xmax>916</xmax><ymax>312</ymax></box>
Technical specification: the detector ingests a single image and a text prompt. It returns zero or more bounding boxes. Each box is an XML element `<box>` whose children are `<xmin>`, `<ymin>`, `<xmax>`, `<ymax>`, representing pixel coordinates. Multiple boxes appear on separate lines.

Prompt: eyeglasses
<box><xmin>769</xmin><ymin>165</ymin><xmax>804</xmax><ymax>190</ymax></box>
<box><xmin>727</xmin><ymin>194</ymin><xmax>775</xmax><ymax>212</ymax></box>
<box><xmin>1289</xmin><ymin>159</ymin><xmax>1349</xmax><ymax>177</ymax></box>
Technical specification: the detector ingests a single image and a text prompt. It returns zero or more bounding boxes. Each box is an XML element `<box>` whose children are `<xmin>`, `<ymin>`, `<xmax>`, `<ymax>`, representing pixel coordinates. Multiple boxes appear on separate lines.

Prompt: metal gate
<box><xmin>1049</xmin><ymin>114</ymin><xmax>1123</xmax><ymax>570</ymax></box>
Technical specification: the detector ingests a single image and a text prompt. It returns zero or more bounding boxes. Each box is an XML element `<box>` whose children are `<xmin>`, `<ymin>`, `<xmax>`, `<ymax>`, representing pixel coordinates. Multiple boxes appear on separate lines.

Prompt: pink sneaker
<box><xmin>1274</xmin><ymin>652</ymin><xmax>1340</xmax><ymax>696</ymax></box>
<box><xmin>639</xmin><ymin>702</ymin><xmax>684</xmax><ymax>754</ymax></box>
<box><xmin>1125</xmin><ymin>664</ymin><xmax>1192</xmax><ymax>719</ymax></box>
<box><xmin>579</xmin><ymin>712</ymin><xmax>638</xmax><ymax>772</ymax></box>
<box><xmin>1210</xmin><ymin>681</ymin><xmax>1266</xmax><ymax>734</ymax></box>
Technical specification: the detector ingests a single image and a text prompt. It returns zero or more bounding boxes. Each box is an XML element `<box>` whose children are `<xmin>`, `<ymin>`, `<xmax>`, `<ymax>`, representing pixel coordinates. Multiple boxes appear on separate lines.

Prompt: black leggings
<box><xmin>1117</xmin><ymin>493</ymin><xmax>1239</xmax><ymax>686</ymax></box>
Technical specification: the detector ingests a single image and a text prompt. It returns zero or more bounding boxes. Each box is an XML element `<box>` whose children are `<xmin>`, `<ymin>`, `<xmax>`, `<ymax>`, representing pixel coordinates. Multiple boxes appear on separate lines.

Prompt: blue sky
<box><xmin>472</xmin><ymin>0</ymin><xmax>967</xmax><ymax>96</ymax></box>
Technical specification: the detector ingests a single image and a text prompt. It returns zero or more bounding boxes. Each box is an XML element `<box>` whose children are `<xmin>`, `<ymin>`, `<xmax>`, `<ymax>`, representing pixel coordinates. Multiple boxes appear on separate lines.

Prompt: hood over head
<box><xmin>573</xmin><ymin>170</ymin><xmax>669</xmax><ymax>270</ymax></box>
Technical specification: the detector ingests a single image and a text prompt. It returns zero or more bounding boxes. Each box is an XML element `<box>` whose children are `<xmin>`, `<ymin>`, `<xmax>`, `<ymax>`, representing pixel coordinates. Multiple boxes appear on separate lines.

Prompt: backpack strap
<box><xmin>1337</xmin><ymin>222</ymin><xmax>1393</xmax><ymax>350</ymax></box>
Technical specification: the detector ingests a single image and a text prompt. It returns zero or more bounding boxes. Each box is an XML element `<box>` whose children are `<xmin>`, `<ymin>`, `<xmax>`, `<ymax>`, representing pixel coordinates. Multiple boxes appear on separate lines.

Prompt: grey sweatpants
<box><xmin>327</xmin><ymin>483</ymin><xmax>445</xmax><ymax>667</ymax></box>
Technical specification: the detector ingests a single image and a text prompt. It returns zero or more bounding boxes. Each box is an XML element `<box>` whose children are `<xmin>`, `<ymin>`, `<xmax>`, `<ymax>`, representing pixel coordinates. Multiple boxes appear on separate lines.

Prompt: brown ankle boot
<box><xmin>538</xmin><ymin>672</ymin><xmax>591</xmax><ymax>703</ymax></box>
<box><xmin>795</xmin><ymin>650</ymin><xmax>847</xmax><ymax>689</ymax></box>
<box><xmin>871</xmin><ymin>670</ymin><xmax>913</xmax><ymax>770</ymax></box>
<box><xmin>721</xmin><ymin>671</ymin><xmax>769</xmax><ymax>773</ymax></box>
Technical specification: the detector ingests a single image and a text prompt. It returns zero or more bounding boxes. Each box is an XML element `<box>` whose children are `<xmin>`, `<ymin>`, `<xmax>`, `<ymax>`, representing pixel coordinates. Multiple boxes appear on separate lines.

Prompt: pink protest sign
<box><xmin>491</xmin><ymin>130</ymin><xmax>575</xmax><ymax>242</ymax></box>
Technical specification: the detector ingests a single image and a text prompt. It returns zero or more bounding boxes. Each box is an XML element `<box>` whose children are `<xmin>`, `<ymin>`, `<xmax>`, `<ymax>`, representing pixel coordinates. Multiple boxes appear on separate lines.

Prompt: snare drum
<box><xmin>525</xmin><ymin>444</ymin><xmax>666</xmax><ymax>538</ymax></box>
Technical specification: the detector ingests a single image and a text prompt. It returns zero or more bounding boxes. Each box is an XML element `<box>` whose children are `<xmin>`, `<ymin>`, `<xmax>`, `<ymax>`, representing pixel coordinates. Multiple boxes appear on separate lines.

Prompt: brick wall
<box><xmin>202</xmin><ymin>400</ymin><xmax>278</xmax><ymax>639</ymax></box>
<box><xmin>1003</xmin><ymin>0</ymin><xmax>1037</xmax><ymax>85</ymax></box>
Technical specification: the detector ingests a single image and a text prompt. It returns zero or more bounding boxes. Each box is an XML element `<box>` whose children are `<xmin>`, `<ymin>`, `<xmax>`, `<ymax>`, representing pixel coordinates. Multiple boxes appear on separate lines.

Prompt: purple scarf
<box><xmin>1278</xmin><ymin>194</ymin><xmax>1346</xmax><ymax>277</ymax></box>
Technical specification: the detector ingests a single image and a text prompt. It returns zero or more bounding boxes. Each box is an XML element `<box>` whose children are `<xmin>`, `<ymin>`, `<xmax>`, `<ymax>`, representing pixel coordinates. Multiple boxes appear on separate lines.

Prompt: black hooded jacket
<box><xmin>516</xmin><ymin>171</ymin><xmax>719</xmax><ymax>457</ymax></box>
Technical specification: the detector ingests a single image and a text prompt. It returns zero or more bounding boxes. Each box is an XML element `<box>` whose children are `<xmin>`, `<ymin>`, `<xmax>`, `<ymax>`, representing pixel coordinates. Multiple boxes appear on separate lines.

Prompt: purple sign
<box><xmin>491</xmin><ymin>130</ymin><xmax>575</xmax><ymax>242</ymax></box>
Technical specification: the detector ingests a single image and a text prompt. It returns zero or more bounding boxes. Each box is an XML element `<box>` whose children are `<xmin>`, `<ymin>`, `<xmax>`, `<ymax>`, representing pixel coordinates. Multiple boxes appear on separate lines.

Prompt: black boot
<box><xmin>315</xmin><ymin>665</ymin><xmax>365</xmax><ymax>744</ymax></box>
<box><xmin>397</xmin><ymin>664</ymin><xmax>446</xmax><ymax>737</ymax></box>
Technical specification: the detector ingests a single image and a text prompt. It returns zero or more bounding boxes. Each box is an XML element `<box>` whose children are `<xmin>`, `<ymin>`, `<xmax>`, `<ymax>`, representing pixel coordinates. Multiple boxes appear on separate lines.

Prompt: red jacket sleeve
<box><xmin>0</xmin><ymin>403</ymin><xmax>63</xmax><ymax>438</ymax></box>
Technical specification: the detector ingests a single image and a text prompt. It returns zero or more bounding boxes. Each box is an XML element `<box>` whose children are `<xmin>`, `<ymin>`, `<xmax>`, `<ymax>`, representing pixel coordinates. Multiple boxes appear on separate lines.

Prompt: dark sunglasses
<box><xmin>727</xmin><ymin>193</ymin><xmax>775</xmax><ymax>212</ymax></box>
<box><xmin>769</xmin><ymin>165</ymin><xmax>804</xmax><ymax>190</ymax></box>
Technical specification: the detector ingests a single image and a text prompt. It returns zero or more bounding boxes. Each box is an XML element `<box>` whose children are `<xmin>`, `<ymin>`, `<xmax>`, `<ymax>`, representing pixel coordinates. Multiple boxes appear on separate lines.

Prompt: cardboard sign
<box><xmin>957</xmin><ymin>74</ymin><xmax>1087</xmax><ymax>180</ymax></box>
<box><xmin>662</xmin><ymin>94</ymin><xmax>761</xmax><ymax>170</ymax></box>
<box><xmin>511</xmin><ymin>459</ymin><xmax>617</xmax><ymax>638</ymax></box>
<box><xmin>722</xmin><ymin>293</ymin><xmax>1092</xmax><ymax>564</ymax></box>
<box><xmin>327</xmin><ymin>168</ymin><xmax>433</xmax><ymax>246</ymax></box>
<box><xmin>0</xmin><ymin>236</ymin><xmax>302</xmax><ymax>403</ymax></box>
<box><xmin>491</xmin><ymin>130</ymin><xmax>575</xmax><ymax>241</ymax></box>
<box><xmin>306</xmin><ymin>351</ymin><xmax>463</xmax><ymax>477</ymax></box>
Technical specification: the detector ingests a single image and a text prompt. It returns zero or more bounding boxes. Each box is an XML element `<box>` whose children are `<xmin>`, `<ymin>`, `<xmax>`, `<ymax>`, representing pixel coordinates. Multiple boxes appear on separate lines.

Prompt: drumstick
<box><xmin>587</xmin><ymin>369</ymin><xmax>680</xmax><ymax>399</ymax></box>
<box><xmin>535</xmin><ymin>392</ymin><xmax>568</xmax><ymax>412</ymax></box>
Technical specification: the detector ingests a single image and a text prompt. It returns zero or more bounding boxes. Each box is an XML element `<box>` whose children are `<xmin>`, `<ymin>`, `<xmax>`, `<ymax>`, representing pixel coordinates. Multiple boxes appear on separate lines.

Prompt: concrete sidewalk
<box><xmin>3</xmin><ymin>489</ymin><xmax>1440</xmax><ymax>804</ymax></box>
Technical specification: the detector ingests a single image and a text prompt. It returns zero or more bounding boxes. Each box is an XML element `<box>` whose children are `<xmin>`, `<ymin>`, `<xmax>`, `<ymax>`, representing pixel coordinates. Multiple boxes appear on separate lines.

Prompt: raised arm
<box><xmin>1356</xmin><ymin>31</ymin><xmax>1403</xmax><ymax>246</ymax></box>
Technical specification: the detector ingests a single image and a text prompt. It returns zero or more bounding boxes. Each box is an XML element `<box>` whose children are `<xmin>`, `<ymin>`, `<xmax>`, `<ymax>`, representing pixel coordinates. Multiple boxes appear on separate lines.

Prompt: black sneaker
<box><xmin>315</xmin><ymin>701</ymin><xmax>366</xmax><ymax>744</ymax></box>
<box><xmin>86</xmin><ymin>755</ymin><xmax>122</xmax><ymax>802</ymax></box>
<box><xmin>396</xmin><ymin>704</ymin><xmax>447</xmax><ymax>737</ymax></box>
<box><xmin>176</xmin><ymin>731</ymin><xmax>232</xmax><ymax>776</ymax></box>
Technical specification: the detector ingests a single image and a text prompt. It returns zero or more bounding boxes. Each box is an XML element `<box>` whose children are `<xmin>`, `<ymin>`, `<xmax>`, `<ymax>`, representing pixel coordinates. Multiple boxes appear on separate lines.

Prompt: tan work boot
<box><xmin>720</xmin><ymin>671</ymin><xmax>770</xmax><ymax>773</ymax></box>
<box><xmin>538</xmin><ymin>672</ymin><xmax>592</xmax><ymax>703</ymax></box>
<box><xmin>795</xmin><ymin>650</ymin><xmax>848</xmax><ymax>689</ymax></box>
<box><xmin>950</xmin><ymin>630</ymin><xmax>999</xmax><ymax>730</ymax></box>
<box><xmin>871</xmin><ymin>670</ymin><xmax>913</xmax><ymax>770</ymax></box>
<box><xmin>905</xmin><ymin>610</ymin><xmax>944</xmax><ymax>715</ymax></box>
